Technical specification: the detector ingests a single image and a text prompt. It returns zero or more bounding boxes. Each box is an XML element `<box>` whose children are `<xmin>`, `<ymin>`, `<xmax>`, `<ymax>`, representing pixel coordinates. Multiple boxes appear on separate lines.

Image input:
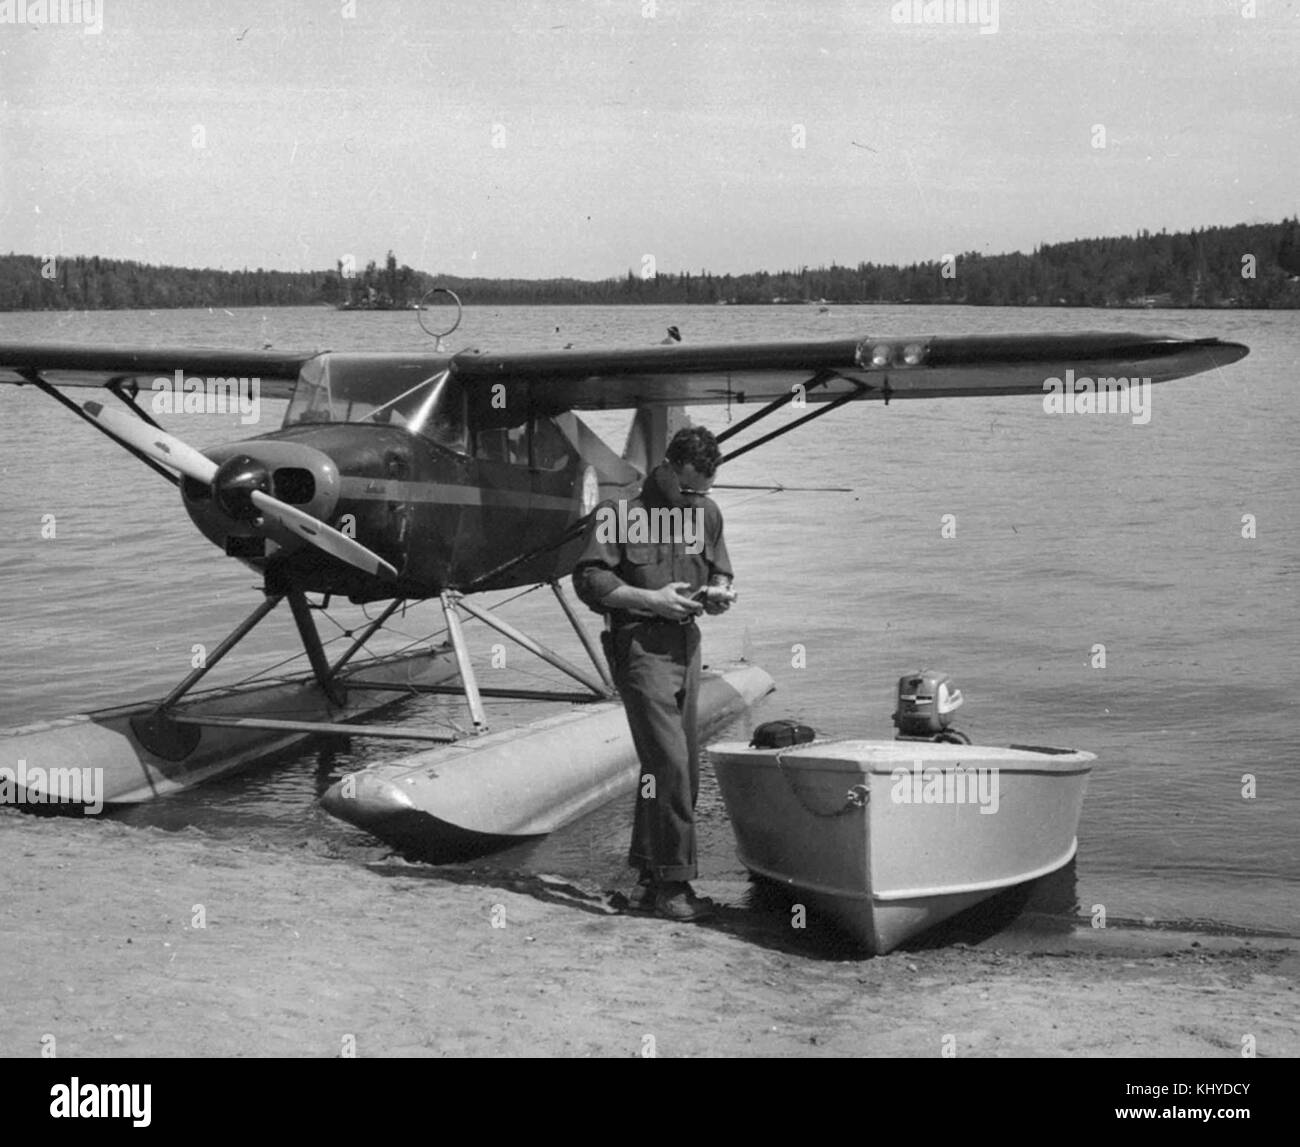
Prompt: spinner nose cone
<box><xmin>213</xmin><ymin>453</ymin><xmax>273</xmax><ymax>521</ymax></box>
<box><xmin>181</xmin><ymin>440</ymin><xmax>342</xmax><ymax>555</ymax></box>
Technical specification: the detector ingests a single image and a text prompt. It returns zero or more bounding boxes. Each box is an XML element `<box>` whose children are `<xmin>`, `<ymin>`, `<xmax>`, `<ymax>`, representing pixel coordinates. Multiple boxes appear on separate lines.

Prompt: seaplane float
<box><xmin>0</xmin><ymin>318</ymin><xmax>1248</xmax><ymax>940</ymax></box>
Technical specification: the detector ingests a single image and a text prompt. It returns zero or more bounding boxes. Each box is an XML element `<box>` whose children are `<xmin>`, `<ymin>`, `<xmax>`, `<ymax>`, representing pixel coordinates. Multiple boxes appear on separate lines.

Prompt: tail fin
<box><xmin>622</xmin><ymin>404</ymin><xmax>692</xmax><ymax>477</ymax></box>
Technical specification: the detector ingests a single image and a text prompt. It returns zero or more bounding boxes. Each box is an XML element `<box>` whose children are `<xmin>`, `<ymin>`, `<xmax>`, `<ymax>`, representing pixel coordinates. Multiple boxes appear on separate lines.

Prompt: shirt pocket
<box><xmin>622</xmin><ymin>544</ymin><xmax>667</xmax><ymax>589</ymax></box>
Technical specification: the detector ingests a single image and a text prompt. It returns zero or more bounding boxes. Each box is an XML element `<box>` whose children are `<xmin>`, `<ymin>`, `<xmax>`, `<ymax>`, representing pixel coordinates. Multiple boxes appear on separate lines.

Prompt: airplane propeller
<box><xmin>82</xmin><ymin>401</ymin><xmax>399</xmax><ymax>580</ymax></box>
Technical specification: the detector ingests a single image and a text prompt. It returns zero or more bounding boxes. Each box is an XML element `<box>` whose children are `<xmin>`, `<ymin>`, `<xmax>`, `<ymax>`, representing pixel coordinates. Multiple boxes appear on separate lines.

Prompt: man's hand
<box><xmin>700</xmin><ymin>580</ymin><xmax>735</xmax><ymax>616</ymax></box>
<box><xmin>645</xmin><ymin>582</ymin><xmax>705</xmax><ymax>621</ymax></box>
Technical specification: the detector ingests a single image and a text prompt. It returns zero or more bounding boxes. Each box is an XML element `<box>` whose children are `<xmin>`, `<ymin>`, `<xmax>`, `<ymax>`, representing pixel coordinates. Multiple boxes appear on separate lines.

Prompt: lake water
<box><xmin>0</xmin><ymin>303</ymin><xmax>1296</xmax><ymax>940</ymax></box>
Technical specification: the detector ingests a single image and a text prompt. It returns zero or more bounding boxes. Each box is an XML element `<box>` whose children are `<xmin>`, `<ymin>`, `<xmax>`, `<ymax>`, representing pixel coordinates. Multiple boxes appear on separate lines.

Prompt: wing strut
<box><xmin>23</xmin><ymin>372</ymin><xmax>180</xmax><ymax>487</ymax></box>
<box><xmin>720</xmin><ymin>379</ymin><xmax>867</xmax><ymax>465</ymax></box>
<box><xmin>107</xmin><ymin>377</ymin><xmax>167</xmax><ymax>430</ymax></box>
<box><xmin>460</xmin><ymin>514</ymin><xmax>593</xmax><ymax>594</ymax></box>
<box><xmin>714</xmin><ymin>369</ymin><xmax>837</xmax><ymax>444</ymax></box>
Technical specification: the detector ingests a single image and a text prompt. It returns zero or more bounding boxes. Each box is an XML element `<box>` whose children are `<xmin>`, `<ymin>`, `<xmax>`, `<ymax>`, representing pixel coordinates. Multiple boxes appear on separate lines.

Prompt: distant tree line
<box><xmin>2</xmin><ymin>219</ymin><xmax>1297</xmax><ymax>311</ymax></box>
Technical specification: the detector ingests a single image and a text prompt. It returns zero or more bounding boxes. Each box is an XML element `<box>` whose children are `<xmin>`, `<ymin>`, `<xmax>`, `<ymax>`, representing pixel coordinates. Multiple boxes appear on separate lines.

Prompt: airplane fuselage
<box><xmin>179</xmin><ymin>353</ymin><xmax>638</xmax><ymax>601</ymax></box>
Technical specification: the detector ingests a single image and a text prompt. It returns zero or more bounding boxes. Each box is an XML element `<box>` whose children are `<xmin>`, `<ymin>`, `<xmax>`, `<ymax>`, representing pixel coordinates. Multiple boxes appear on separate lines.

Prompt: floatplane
<box><xmin>0</xmin><ymin>311</ymin><xmax>1248</xmax><ymax>862</ymax></box>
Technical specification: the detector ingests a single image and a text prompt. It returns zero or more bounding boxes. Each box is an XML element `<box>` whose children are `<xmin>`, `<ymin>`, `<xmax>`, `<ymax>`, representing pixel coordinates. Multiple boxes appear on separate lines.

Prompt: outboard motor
<box><xmin>892</xmin><ymin>669</ymin><xmax>970</xmax><ymax>743</ymax></box>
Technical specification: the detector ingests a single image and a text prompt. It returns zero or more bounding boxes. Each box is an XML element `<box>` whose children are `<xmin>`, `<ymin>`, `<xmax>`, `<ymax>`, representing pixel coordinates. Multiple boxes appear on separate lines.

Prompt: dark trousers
<box><xmin>610</xmin><ymin>621</ymin><xmax>702</xmax><ymax>883</ymax></box>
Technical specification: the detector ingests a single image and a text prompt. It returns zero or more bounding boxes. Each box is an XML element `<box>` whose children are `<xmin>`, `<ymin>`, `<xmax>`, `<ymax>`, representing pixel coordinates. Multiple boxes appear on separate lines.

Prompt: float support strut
<box><xmin>550</xmin><ymin>579</ymin><xmax>615</xmax><ymax>693</ymax></box>
<box><xmin>440</xmin><ymin>592</ymin><xmax>489</xmax><ymax>734</ymax></box>
<box><xmin>325</xmin><ymin>597</ymin><xmax>408</xmax><ymax>682</ymax></box>
<box><xmin>157</xmin><ymin>593</ymin><xmax>285</xmax><ymax>711</ymax></box>
<box><xmin>130</xmin><ymin>593</ymin><xmax>285</xmax><ymax>760</ymax></box>
<box><xmin>454</xmin><ymin>592</ymin><xmax>611</xmax><ymax>698</ymax></box>
<box><xmin>287</xmin><ymin>591</ymin><xmax>347</xmax><ymax>707</ymax></box>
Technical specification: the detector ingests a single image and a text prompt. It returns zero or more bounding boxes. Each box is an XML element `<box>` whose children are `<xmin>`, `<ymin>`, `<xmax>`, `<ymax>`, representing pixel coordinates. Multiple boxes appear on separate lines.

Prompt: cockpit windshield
<box><xmin>284</xmin><ymin>353</ymin><xmax>467</xmax><ymax>452</ymax></box>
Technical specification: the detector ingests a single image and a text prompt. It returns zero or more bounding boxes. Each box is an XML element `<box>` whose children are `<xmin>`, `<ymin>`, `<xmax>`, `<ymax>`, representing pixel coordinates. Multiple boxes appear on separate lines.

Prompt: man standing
<box><xmin>573</xmin><ymin>426</ymin><xmax>733</xmax><ymax>922</ymax></box>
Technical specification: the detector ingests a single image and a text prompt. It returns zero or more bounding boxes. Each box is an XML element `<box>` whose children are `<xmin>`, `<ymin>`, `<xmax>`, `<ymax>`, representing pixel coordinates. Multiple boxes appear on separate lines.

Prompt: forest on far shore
<box><xmin>2</xmin><ymin>218</ymin><xmax>1298</xmax><ymax>311</ymax></box>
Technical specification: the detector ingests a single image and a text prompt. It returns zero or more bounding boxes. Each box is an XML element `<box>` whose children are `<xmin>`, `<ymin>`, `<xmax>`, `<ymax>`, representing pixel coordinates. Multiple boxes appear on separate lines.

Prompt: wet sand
<box><xmin>1</xmin><ymin>808</ymin><xmax>1295</xmax><ymax>1058</ymax></box>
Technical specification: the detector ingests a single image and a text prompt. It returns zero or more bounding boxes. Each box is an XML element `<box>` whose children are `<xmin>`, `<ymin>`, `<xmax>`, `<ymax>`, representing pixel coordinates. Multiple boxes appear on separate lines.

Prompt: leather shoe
<box><xmin>653</xmin><ymin>882</ymin><xmax>715</xmax><ymax>922</ymax></box>
<box><xmin>627</xmin><ymin>873</ymin><xmax>657</xmax><ymax>912</ymax></box>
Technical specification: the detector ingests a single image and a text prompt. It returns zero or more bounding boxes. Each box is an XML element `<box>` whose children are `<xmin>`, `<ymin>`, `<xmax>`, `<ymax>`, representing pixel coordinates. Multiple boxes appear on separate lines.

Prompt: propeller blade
<box><xmin>84</xmin><ymin>400</ymin><xmax>397</xmax><ymax>580</ymax></box>
<box><xmin>249</xmin><ymin>490</ymin><xmax>399</xmax><ymax>581</ymax></box>
<box><xmin>82</xmin><ymin>401</ymin><xmax>218</xmax><ymax>484</ymax></box>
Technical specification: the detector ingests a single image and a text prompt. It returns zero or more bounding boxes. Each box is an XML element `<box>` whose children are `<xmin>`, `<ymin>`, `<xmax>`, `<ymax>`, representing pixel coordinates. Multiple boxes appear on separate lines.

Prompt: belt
<box><xmin>608</xmin><ymin>611</ymin><xmax>698</xmax><ymax>630</ymax></box>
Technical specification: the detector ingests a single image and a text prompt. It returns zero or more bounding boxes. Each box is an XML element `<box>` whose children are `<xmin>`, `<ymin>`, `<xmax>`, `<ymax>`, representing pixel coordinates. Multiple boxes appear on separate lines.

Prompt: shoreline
<box><xmin>0</xmin><ymin>301</ymin><xmax>1288</xmax><ymax>315</ymax></box>
<box><xmin>2</xmin><ymin>808</ymin><xmax>1295</xmax><ymax>1058</ymax></box>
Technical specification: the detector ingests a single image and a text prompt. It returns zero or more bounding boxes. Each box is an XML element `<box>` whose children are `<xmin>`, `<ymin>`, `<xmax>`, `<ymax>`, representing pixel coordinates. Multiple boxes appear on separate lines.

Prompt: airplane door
<box><xmin>527</xmin><ymin>414</ymin><xmax>579</xmax><ymax>555</ymax></box>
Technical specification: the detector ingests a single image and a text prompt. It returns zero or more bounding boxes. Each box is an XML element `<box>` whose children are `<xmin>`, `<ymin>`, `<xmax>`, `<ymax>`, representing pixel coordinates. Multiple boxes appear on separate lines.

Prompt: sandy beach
<box><xmin>1</xmin><ymin>807</ymin><xmax>1295</xmax><ymax>1060</ymax></box>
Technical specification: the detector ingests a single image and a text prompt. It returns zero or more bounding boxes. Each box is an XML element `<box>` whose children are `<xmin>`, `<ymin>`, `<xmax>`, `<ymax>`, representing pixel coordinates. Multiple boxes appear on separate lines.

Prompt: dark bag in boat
<box><xmin>750</xmin><ymin>719</ymin><xmax>816</xmax><ymax>749</ymax></box>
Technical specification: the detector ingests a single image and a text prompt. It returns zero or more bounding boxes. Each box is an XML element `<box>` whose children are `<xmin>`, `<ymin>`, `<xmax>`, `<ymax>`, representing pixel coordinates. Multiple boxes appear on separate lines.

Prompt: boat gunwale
<box><xmin>709</xmin><ymin>739</ymin><xmax>1096</xmax><ymax>776</ymax></box>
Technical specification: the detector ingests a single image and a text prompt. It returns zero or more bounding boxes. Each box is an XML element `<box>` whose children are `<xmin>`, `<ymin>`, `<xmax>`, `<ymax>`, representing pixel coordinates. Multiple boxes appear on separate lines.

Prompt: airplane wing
<box><xmin>450</xmin><ymin>331</ymin><xmax>1249</xmax><ymax>410</ymax></box>
<box><xmin>0</xmin><ymin>342</ymin><xmax>316</xmax><ymax>401</ymax></box>
<box><xmin>0</xmin><ymin>330</ymin><xmax>1250</xmax><ymax>417</ymax></box>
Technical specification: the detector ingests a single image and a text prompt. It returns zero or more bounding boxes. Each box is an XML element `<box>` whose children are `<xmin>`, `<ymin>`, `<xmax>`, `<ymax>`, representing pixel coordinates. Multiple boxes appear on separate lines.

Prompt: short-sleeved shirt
<box><xmin>573</xmin><ymin>468</ymin><xmax>732</xmax><ymax>617</ymax></box>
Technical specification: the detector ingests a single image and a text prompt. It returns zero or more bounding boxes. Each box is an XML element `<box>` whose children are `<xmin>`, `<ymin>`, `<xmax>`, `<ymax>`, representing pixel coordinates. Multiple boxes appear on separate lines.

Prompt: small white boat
<box><xmin>709</xmin><ymin>738</ymin><xmax>1094</xmax><ymax>953</ymax></box>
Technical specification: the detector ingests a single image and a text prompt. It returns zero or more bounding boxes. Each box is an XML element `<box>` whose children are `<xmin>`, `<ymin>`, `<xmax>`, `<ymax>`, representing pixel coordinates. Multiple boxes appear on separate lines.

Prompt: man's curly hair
<box><xmin>665</xmin><ymin>426</ymin><xmax>722</xmax><ymax>479</ymax></box>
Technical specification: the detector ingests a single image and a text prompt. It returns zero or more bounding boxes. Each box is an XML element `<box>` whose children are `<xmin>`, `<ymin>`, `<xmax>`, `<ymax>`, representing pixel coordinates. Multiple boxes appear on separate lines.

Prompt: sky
<box><xmin>1</xmin><ymin>0</ymin><xmax>1296</xmax><ymax>280</ymax></box>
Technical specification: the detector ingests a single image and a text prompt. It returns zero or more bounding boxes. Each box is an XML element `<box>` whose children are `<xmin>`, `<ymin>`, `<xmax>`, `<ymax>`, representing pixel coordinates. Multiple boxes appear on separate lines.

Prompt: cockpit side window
<box><xmin>530</xmin><ymin>415</ymin><xmax>575</xmax><ymax>471</ymax></box>
<box><xmin>470</xmin><ymin>380</ymin><xmax>532</xmax><ymax>466</ymax></box>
